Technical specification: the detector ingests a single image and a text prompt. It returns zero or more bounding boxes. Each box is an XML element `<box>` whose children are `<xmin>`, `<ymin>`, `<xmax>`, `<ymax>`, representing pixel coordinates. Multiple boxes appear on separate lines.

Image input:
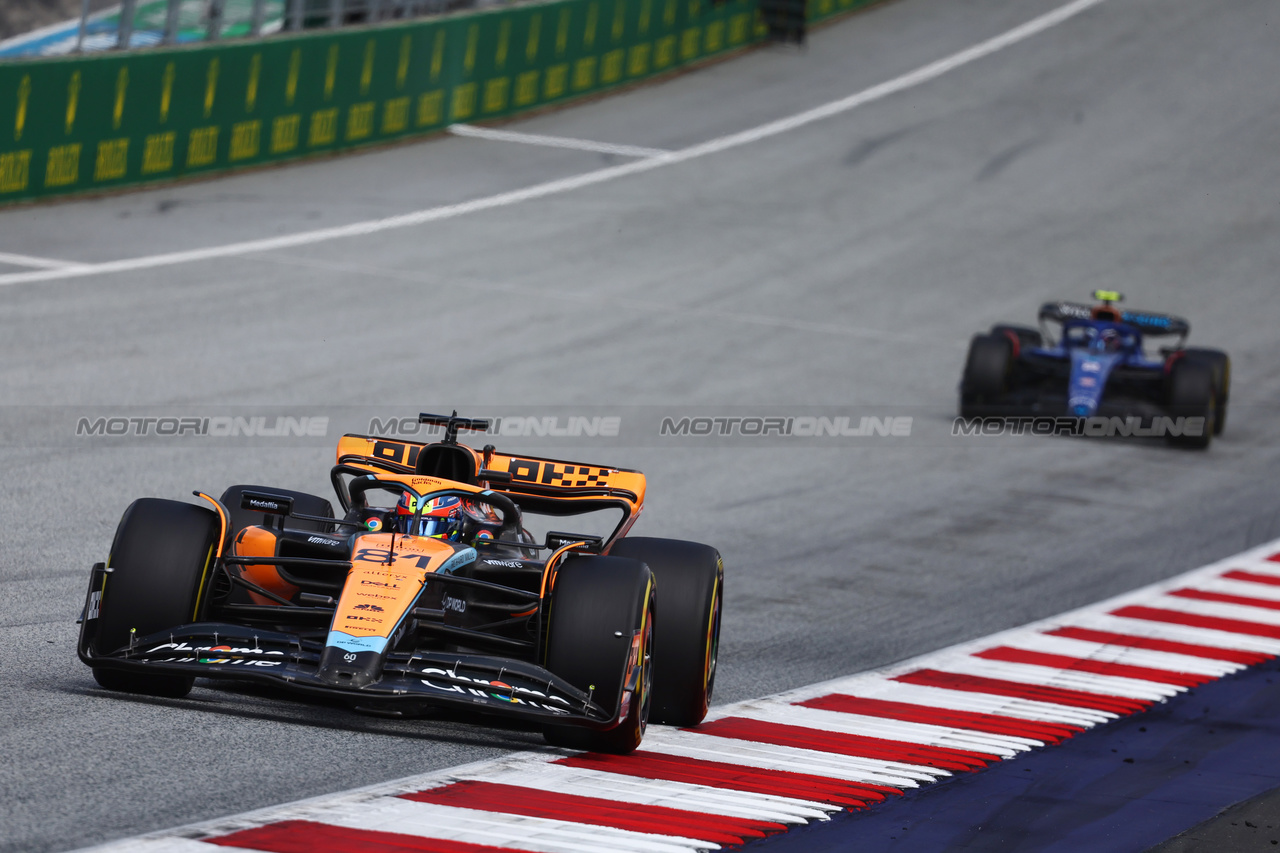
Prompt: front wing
<box><xmin>78</xmin><ymin>620</ymin><xmax>621</xmax><ymax>728</ymax></box>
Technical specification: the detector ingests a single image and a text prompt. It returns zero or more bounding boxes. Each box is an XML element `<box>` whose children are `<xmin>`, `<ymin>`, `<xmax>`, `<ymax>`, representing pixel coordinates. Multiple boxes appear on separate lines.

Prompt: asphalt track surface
<box><xmin>1</xmin><ymin>0</ymin><xmax>1279</xmax><ymax>849</ymax></box>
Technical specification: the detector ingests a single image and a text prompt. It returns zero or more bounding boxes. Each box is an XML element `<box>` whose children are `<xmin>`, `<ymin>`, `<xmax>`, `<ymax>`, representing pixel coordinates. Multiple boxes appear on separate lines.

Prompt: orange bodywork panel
<box><xmin>330</xmin><ymin>533</ymin><xmax>472</xmax><ymax>652</ymax></box>
<box><xmin>232</xmin><ymin>526</ymin><xmax>296</xmax><ymax>605</ymax></box>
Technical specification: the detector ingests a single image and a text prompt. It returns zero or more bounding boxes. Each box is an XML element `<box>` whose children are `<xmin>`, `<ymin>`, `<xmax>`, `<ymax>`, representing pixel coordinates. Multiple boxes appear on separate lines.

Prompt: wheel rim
<box><xmin>636</xmin><ymin>597</ymin><xmax>654</xmax><ymax>738</ymax></box>
<box><xmin>703</xmin><ymin>576</ymin><xmax>722</xmax><ymax>700</ymax></box>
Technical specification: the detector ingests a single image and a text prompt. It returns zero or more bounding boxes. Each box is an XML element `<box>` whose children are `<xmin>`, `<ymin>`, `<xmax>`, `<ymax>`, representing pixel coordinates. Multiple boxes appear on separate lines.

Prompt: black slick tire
<box><xmin>543</xmin><ymin>555</ymin><xmax>655</xmax><ymax>754</ymax></box>
<box><xmin>92</xmin><ymin>498</ymin><xmax>221</xmax><ymax>698</ymax></box>
<box><xmin>1165</xmin><ymin>359</ymin><xmax>1217</xmax><ymax>449</ymax></box>
<box><xmin>960</xmin><ymin>333</ymin><xmax>1013</xmax><ymax>417</ymax></box>
<box><xmin>609</xmin><ymin>537</ymin><xmax>722</xmax><ymax>727</ymax></box>
<box><xmin>990</xmin><ymin>324</ymin><xmax>1043</xmax><ymax>350</ymax></box>
<box><xmin>1181</xmin><ymin>348</ymin><xmax>1230</xmax><ymax>436</ymax></box>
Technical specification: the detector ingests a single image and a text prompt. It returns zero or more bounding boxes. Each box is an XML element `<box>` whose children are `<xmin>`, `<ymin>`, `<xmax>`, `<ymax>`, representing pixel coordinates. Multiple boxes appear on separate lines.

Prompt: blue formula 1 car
<box><xmin>959</xmin><ymin>291</ymin><xmax>1230</xmax><ymax>448</ymax></box>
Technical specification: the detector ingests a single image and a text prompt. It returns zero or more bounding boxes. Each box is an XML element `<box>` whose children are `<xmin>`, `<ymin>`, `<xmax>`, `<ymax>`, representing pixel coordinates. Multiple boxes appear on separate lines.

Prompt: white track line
<box><xmin>0</xmin><ymin>250</ymin><xmax>86</xmax><ymax>270</ymax></box>
<box><xmin>0</xmin><ymin>0</ymin><xmax>1110</xmax><ymax>290</ymax></box>
<box><xmin>450</xmin><ymin>124</ymin><xmax>673</xmax><ymax>158</ymax></box>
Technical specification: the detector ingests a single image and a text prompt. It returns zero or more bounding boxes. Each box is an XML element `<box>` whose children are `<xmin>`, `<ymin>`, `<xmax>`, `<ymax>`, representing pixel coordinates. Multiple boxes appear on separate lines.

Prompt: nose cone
<box><xmin>317</xmin><ymin>646</ymin><xmax>380</xmax><ymax>689</ymax></box>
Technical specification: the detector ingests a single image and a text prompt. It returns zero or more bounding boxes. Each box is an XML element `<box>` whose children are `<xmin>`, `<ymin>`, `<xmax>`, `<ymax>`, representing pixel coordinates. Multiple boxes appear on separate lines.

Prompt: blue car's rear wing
<box><xmin>1038</xmin><ymin>301</ymin><xmax>1190</xmax><ymax>338</ymax></box>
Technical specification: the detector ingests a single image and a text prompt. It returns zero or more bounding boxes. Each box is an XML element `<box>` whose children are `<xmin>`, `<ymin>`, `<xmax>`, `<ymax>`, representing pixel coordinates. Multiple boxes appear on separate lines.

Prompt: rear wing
<box><xmin>1037</xmin><ymin>301</ymin><xmax>1190</xmax><ymax>338</ymax></box>
<box><xmin>334</xmin><ymin>433</ymin><xmax>646</xmax><ymax>520</ymax></box>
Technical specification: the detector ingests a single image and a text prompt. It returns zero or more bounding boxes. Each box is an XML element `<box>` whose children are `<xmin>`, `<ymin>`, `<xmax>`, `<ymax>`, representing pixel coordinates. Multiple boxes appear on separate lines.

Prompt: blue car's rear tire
<box><xmin>1181</xmin><ymin>349</ymin><xmax>1230</xmax><ymax>436</ymax></box>
<box><xmin>1165</xmin><ymin>359</ymin><xmax>1217</xmax><ymax>449</ymax></box>
<box><xmin>990</xmin><ymin>324</ymin><xmax>1043</xmax><ymax>351</ymax></box>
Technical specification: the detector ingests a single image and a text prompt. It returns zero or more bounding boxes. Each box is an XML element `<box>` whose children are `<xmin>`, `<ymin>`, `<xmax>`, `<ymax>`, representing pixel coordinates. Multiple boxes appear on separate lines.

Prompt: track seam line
<box><xmin>449</xmin><ymin>124</ymin><xmax>673</xmax><ymax>158</ymax></box>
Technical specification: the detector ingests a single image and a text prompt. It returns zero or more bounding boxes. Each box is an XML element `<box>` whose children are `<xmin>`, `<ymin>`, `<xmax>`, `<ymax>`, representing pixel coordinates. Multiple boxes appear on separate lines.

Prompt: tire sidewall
<box><xmin>609</xmin><ymin>537</ymin><xmax>723</xmax><ymax>727</ymax></box>
<box><xmin>95</xmin><ymin>498</ymin><xmax>220</xmax><ymax>656</ymax></box>
<box><xmin>1165</xmin><ymin>359</ymin><xmax>1216</xmax><ymax>448</ymax></box>
<box><xmin>543</xmin><ymin>555</ymin><xmax>655</xmax><ymax>753</ymax></box>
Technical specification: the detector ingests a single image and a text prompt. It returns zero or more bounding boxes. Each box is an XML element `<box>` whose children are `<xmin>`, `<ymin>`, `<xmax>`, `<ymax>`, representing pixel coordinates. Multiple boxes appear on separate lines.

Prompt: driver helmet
<box><xmin>1091</xmin><ymin>328</ymin><xmax>1122</xmax><ymax>354</ymax></box>
<box><xmin>395</xmin><ymin>493</ymin><xmax>461</xmax><ymax>539</ymax></box>
<box><xmin>456</xmin><ymin>498</ymin><xmax>503</xmax><ymax>544</ymax></box>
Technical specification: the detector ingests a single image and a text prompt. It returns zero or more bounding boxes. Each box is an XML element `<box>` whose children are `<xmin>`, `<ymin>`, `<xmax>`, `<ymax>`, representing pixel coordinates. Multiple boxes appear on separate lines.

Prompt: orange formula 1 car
<box><xmin>77</xmin><ymin>412</ymin><xmax>723</xmax><ymax>753</ymax></box>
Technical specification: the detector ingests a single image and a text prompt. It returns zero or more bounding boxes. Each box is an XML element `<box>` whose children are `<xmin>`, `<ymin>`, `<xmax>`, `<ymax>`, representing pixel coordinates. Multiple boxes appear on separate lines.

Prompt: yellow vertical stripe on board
<box><xmin>584</xmin><ymin>3</ymin><xmax>598</xmax><ymax>48</ymax></box>
<box><xmin>464</xmin><ymin>25</ymin><xmax>478</xmax><ymax>74</ymax></box>
<box><xmin>397</xmin><ymin>35</ymin><xmax>411</xmax><ymax>89</ymax></box>
<box><xmin>247</xmin><ymin>54</ymin><xmax>261</xmax><ymax>111</ymax></box>
<box><xmin>65</xmin><ymin>71</ymin><xmax>80</xmax><ymax>134</ymax></box>
<box><xmin>526</xmin><ymin>14</ymin><xmax>541</xmax><ymax>61</ymax></box>
<box><xmin>497</xmin><ymin>20</ymin><xmax>510</xmax><ymax>69</ymax></box>
<box><xmin>612</xmin><ymin>0</ymin><xmax>625</xmax><ymax>40</ymax></box>
<box><xmin>325</xmin><ymin>44</ymin><xmax>339</xmax><ymax>100</ymax></box>
<box><xmin>160</xmin><ymin>62</ymin><xmax>174</xmax><ymax>122</ymax></box>
<box><xmin>556</xmin><ymin>8</ymin><xmax>569</xmax><ymax>55</ymax></box>
<box><xmin>361</xmin><ymin>40</ymin><xmax>375</xmax><ymax>95</ymax></box>
<box><xmin>431</xmin><ymin>30</ymin><xmax>445</xmax><ymax>83</ymax></box>
<box><xmin>15</xmin><ymin>75</ymin><xmax>30</xmax><ymax>141</ymax></box>
<box><xmin>112</xmin><ymin>67</ymin><xmax>128</xmax><ymax>130</ymax></box>
<box><xmin>204</xmin><ymin>58</ymin><xmax>219</xmax><ymax>118</ymax></box>
<box><xmin>286</xmin><ymin>49</ymin><xmax>301</xmax><ymax>105</ymax></box>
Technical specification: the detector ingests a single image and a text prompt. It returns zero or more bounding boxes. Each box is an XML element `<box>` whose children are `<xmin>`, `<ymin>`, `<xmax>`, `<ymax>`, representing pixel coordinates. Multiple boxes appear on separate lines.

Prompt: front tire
<box><xmin>92</xmin><ymin>499</ymin><xmax>221</xmax><ymax>697</ymax></box>
<box><xmin>610</xmin><ymin>537</ymin><xmax>722</xmax><ymax>727</ymax></box>
<box><xmin>543</xmin><ymin>555</ymin><xmax>655</xmax><ymax>754</ymax></box>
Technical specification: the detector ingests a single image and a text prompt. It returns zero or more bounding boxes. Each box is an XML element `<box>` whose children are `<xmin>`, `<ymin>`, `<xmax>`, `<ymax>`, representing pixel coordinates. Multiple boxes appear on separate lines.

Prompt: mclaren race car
<box><xmin>959</xmin><ymin>291</ymin><xmax>1230</xmax><ymax>448</ymax></box>
<box><xmin>78</xmin><ymin>412</ymin><xmax>724</xmax><ymax>754</ymax></box>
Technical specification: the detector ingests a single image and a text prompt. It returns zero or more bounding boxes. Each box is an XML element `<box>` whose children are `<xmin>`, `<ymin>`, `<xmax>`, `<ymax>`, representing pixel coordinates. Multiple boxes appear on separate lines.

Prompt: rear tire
<box><xmin>1165</xmin><ymin>359</ymin><xmax>1216</xmax><ymax>449</ymax></box>
<box><xmin>543</xmin><ymin>555</ymin><xmax>655</xmax><ymax>754</ymax></box>
<box><xmin>1182</xmin><ymin>349</ymin><xmax>1230</xmax><ymax>435</ymax></box>
<box><xmin>960</xmin><ymin>333</ymin><xmax>1013</xmax><ymax>417</ymax></box>
<box><xmin>609</xmin><ymin>538</ymin><xmax>722</xmax><ymax>727</ymax></box>
<box><xmin>990</xmin><ymin>324</ymin><xmax>1043</xmax><ymax>350</ymax></box>
<box><xmin>92</xmin><ymin>499</ymin><xmax>221</xmax><ymax>698</ymax></box>
<box><xmin>218</xmin><ymin>485</ymin><xmax>334</xmax><ymax>543</ymax></box>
